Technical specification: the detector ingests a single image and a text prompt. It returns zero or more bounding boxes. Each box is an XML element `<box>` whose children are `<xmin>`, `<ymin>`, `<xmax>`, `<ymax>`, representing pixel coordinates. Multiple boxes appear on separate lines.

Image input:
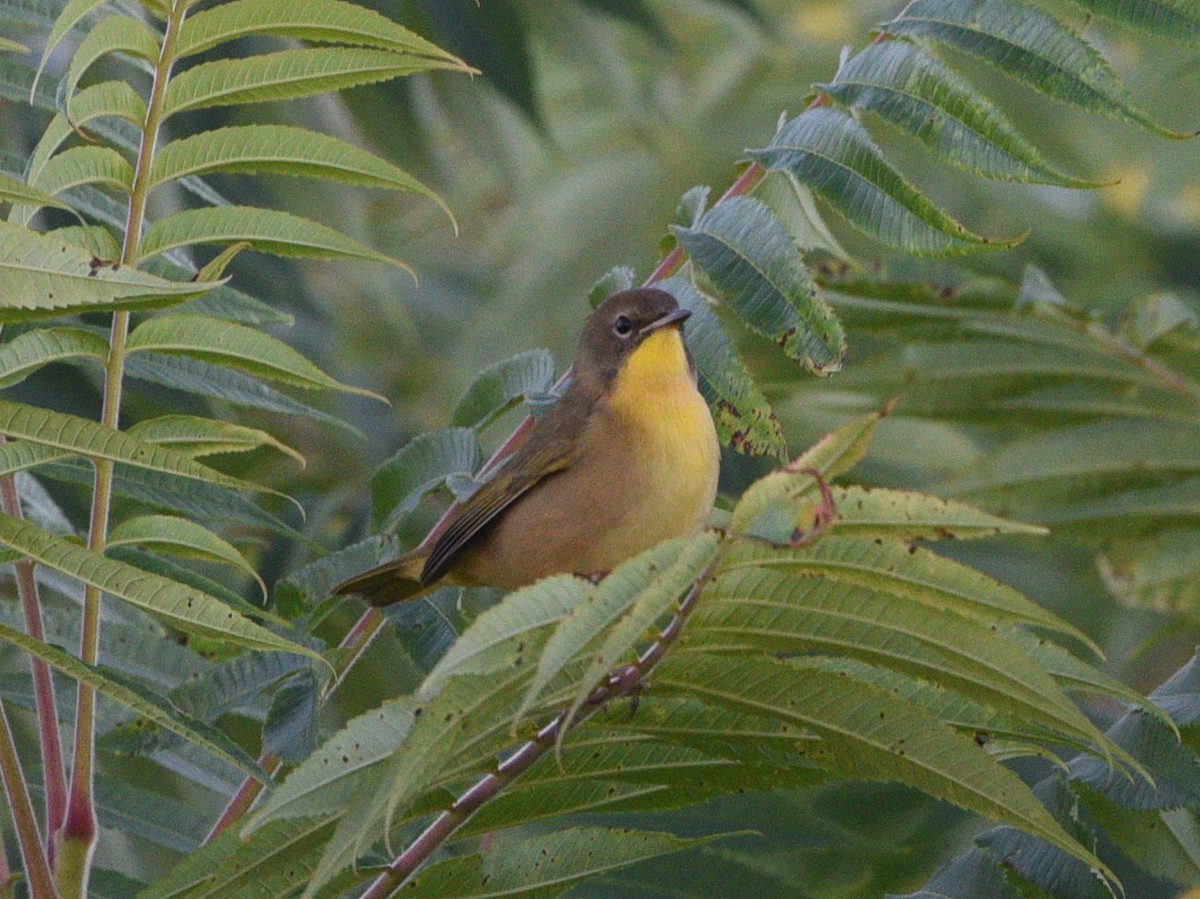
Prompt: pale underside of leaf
<box><xmin>749</xmin><ymin>107</ymin><xmax>1016</xmax><ymax>256</ymax></box>
<box><xmin>0</xmin><ymin>514</ymin><xmax>322</xmax><ymax>662</ymax></box>
<box><xmin>0</xmin><ymin>622</ymin><xmax>267</xmax><ymax>782</ymax></box>
<box><xmin>127</xmin><ymin>313</ymin><xmax>385</xmax><ymax>399</ymax></box>
<box><xmin>0</xmin><ymin>220</ymin><xmax>214</xmax><ymax>321</ymax></box>
<box><xmin>136</xmin><ymin>205</ymin><xmax>409</xmax><ymax>273</ymax></box>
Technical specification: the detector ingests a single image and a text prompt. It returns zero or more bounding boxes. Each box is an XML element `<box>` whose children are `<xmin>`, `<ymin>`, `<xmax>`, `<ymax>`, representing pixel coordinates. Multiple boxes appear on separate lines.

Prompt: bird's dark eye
<box><xmin>612</xmin><ymin>314</ymin><xmax>634</xmax><ymax>337</ymax></box>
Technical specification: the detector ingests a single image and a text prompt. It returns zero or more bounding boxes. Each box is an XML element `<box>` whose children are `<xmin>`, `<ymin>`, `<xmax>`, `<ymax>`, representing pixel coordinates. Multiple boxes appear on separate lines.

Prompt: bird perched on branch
<box><xmin>335</xmin><ymin>287</ymin><xmax>720</xmax><ymax>606</ymax></box>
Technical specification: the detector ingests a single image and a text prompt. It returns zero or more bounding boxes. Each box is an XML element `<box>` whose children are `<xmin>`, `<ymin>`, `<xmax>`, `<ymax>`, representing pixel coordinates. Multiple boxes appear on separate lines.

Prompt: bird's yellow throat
<box><xmin>608</xmin><ymin>327</ymin><xmax>716</xmax><ymax>471</ymax></box>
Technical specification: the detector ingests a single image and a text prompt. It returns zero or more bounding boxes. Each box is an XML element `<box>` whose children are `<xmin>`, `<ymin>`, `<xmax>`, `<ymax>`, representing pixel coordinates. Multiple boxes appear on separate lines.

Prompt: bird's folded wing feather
<box><xmin>420</xmin><ymin>430</ymin><xmax>583</xmax><ymax>585</ymax></box>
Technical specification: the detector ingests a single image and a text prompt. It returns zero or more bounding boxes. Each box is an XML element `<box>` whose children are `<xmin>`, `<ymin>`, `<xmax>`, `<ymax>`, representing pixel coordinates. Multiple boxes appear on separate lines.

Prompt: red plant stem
<box><xmin>358</xmin><ymin>556</ymin><xmax>718</xmax><ymax>899</ymax></box>
<box><xmin>0</xmin><ymin>701</ymin><xmax>56</xmax><ymax>897</ymax></box>
<box><xmin>0</xmin><ymin>463</ymin><xmax>66</xmax><ymax>847</ymax></box>
<box><xmin>203</xmin><ymin>607</ymin><xmax>386</xmax><ymax>844</ymax></box>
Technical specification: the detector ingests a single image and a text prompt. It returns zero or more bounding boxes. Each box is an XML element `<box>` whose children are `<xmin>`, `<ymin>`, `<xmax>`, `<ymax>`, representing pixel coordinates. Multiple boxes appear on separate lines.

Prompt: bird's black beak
<box><xmin>641</xmin><ymin>306</ymin><xmax>691</xmax><ymax>335</ymax></box>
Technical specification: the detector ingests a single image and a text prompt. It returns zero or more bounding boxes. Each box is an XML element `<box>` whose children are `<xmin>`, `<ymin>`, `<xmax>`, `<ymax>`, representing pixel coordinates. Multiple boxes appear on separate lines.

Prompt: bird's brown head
<box><xmin>573</xmin><ymin>288</ymin><xmax>692</xmax><ymax>389</ymax></box>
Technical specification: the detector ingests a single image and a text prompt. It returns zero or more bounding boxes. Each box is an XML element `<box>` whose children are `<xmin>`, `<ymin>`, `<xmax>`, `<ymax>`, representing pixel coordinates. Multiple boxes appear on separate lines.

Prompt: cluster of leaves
<box><xmin>0</xmin><ymin>0</ymin><xmax>1196</xmax><ymax>896</ymax></box>
<box><xmin>153</xmin><ymin>410</ymin><xmax>1147</xmax><ymax>897</ymax></box>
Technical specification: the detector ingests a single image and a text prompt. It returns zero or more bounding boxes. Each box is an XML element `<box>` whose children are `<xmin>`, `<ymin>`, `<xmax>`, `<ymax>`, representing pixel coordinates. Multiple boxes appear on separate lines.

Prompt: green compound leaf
<box><xmin>175</xmin><ymin>0</ymin><xmax>465</xmax><ymax>63</ymax></box>
<box><xmin>61</xmin><ymin>13</ymin><xmax>158</xmax><ymax>120</ymax></box>
<box><xmin>883</xmin><ymin>0</ymin><xmax>1194</xmax><ymax>138</ymax></box>
<box><xmin>820</xmin><ymin>39</ymin><xmax>1101</xmax><ymax>186</ymax></box>
<box><xmin>0</xmin><ymin>171</ymin><xmax>78</xmax><ymax>214</ymax></box>
<box><xmin>0</xmin><ymin>514</ymin><xmax>322</xmax><ymax>663</ymax></box>
<box><xmin>661</xmin><ymin>272</ymin><xmax>787</xmax><ymax>458</ymax></box>
<box><xmin>0</xmin><ymin>220</ymin><xmax>215</xmax><ymax>321</ymax></box>
<box><xmin>750</xmin><ymin>107</ymin><xmax>1017</xmax><ymax>256</ymax></box>
<box><xmin>450</xmin><ymin>348</ymin><xmax>556</xmax><ymax>430</ymax></box>
<box><xmin>0</xmin><ymin>622</ymin><xmax>267</xmax><ymax>782</ymax></box>
<box><xmin>1063</xmin><ymin>0</ymin><xmax>1200</xmax><ymax>47</ymax></box>
<box><xmin>127</xmin><ymin>314</ymin><xmax>385</xmax><ymax>400</ymax></box>
<box><xmin>149</xmin><ymin>125</ymin><xmax>452</xmax><ymax>226</ymax></box>
<box><xmin>674</xmin><ymin>195</ymin><xmax>846</xmax><ymax>374</ymax></box>
<box><xmin>397</xmin><ymin>826</ymin><xmax>735</xmax><ymax>898</ymax></box>
<box><xmin>654</xmin><ymin>652</ymin><xmax>1115</xmax><ymax>888</ymax></box>
<box><xmin>0</xmin><ymin>327</ymin><xmax>109</xmax><ymax>389</ymax></box>
<box><xmin>163</xmin><ymin>47</ymin><xmax>459</xmax><ymax>118</ymax></box>
<box><xmin>370</xmin><ymin>428</ymin><xmax>481</xmax><ymax>531</ymax></box>
<box><xmin>127</xmin><ymin>415</ymin><xmax>303</xmax><ymax>466</ymax></box>
<box><xmin>0</xmin><ymin>398</ymin><xmax>270</xmax><ymax>496</ymax></box>
<box><xmin>137</xmin><ymin>206</ymin><xmax>409</xmax><ymax>271</ymax></box>
<box><xmin>107</xmin><ymin>514</ymin><xmax>265</xmax><ymax>597</ymax></box>
<box><xmin>30</xmin><ymin>145</ymin><xmax>134</xmax><ymax>197</ymax></box>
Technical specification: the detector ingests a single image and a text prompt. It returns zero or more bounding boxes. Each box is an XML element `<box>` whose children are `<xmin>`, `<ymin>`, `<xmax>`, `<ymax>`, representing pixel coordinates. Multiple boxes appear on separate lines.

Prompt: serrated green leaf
<box><xmin>0</xmin><ymin>621</ymin><xmax>267</xmax><ymax>781</ymax></box>
<box><xmin>422</xmin><ymin>573</ymin><xmax>589</xmax><ymax>695</ymax></box>
<box><xmin>516</xmin><ymin>536</ymin><xmax>716</xmax><ymax>735</ymax></box>
<box><xmin>0</xmin><ymin>326</ymin><xmax>108</xmax><ymax>389</ymax></box>
<box><xmin>822</xmin><ymin>485</ymin><xmax>1046</xmax><ymax>541</ymax></box>
<box><xmin>246</xmin><ymin>695</ymin><xmax>418</xmax><ymax>831</ymax></box>
<box><xmin>108</xmin><ymin>514</ymin><xmax>265</xmax><ymax>595</ymax></box>
<box><xmin>125</xmin><ymin>353</ymin><xmax>356</xmax><ymax>434</ymax></box>
<box><xmin>61</xmin><ymin>14</ymin><xmax>157</xmax><ymax>119</ymax></box>
<box><xmin>589</xmin><ymin>265</ymin><xmax>637</xmax><ymax>308</ymax></box>
<box><xmin>370</xmin><ymin>427</ymin><xmax>481</xmax><ymax>531</ymax></box>
<box><xmin>33</xmin><ymin>0</ymin><xmax>111</xmax><ymax>95</ymax></box>
<box><xmin>750</xmin><ymin>107</ymin><xmax>1015</xmax><ymax>256</ymax></box>
<box><xmin>175</xmin><ymin>0</ymin><xmax>464</xmax><ymax>62</ymax></box>
<box><xmin>0</xmin><ymin>440</ymin><xmax>71</xmax><ymax>478</ymax></box>
<box><xmin>945</xmin><ymin>420</ymin><xmax>1200</xmax><ymax>497</ymax></box>
<box><xmin>168</xmin><ymin>650</ymin><xmax>310</xmax><ymax>726</ymax></box>
<box><xmin>720</xmin><ymin>536</ymin><xmax>1096</xmax><ymax>649</ymax></box>
<box><xmin>0</xmin><ymin>171</ymin><xmax>78</xmax><ymax>213</ymax></box>
<box><xmin>137</xmin><ymin>205</ymin><xmax>409</xmax><ymax>271</ymax></box>
<box><xmin>674</xmin><ymin>195</ymin><xmax>846</xmax><ymax>374</ymax></box>
<box><xmin>140</xmin><ymin>815</ymin><xmax>336</xmax><ymax>899</ymax></box>
<box><xmin>37</xmin><ymin>457</ymin><xmax>299</xmax><ymax>539</ymax></box>
<box><xmin>1064</xmin><ymin>0</ymin><xmax>1200</xmax><ymax>47</ymax></box>
<box><xmin>127</xmin><ymin>314</ymin><xmax>384</xmax><ymax>400</ymax></box>
<box><xmin>730</xmin><ymin>407</ymin><xmax>887</xmax><ymax>535</ymax></box>
<box><xmin>398</xmin><ymin>826</ymin><xmax>734</xmax><ymax>898</ymax></box>
<box><xmin>450</xmin><ymin>348</ymin><xmax>556</xmax><ymax>429</ymax></box>
<box><xmin>883</xmin><ymin>0</ymin><xmax>1192</xmax><ymax>138</ymax></box>
<box><xmin>0</xmin><ymin>398</ymin><xmax>270</xmax><ymax>495</ymax></box>
<box><xmin>661</xmin><ymin>272</ymin><xmax>787</xmax><ymax>458</ymax></box>
<box><xmin>263</xmin><ymin>669</ymin><xmax>319</xmax><ymax>763</ymax></box>
<box><xmin>49</xmin><ymin>224</ymin><xmax>121</xmax><ymax>258</ymax></box>
<box><xmin>30</xmin><ymin>145</ymin><xmax>133</xmax><ymax>197</ymax></box>
<box><xmin>753</xmin><ymin>169</ymin><xmax>852</xmax><ymax>261</ymax></box>
<box><xmin>163</xmin><ymin>47</ymin><xmax>456</xmax><ymax>118</ymax></box>
<box><xmin>0</xmin><ymin>220</ymin><xmax>215</xmax><ymax>320</ymax></box>
<box><xmin>821</xmin><ymin>39</ymin><xmax>1100</xmax><ymax>186</ymax></box>
<box><xmin>653</xmin><ymin>652</ymin><xmax>1114</xmax><ymax>885</ymax></box>
<box><xmin>90</xmin><ymin>778</ymin><xmax>210</xmax><ymax>853</ymax></box>
<box><xmin>0</xmin><ymin>514</ymin><xmax>320</xmax><ymax>662</ymax></box>
<box><xmin>149</xmin><ymin>125</ymin><xmax>452</xmax><ymax>225</ymax></box>
<box><xmin>687</xmin><ymin>566</ymin><xmax>1112</xmax><ymax>754</ymax></box>
<box><xmin>127</xmin><ymin>415</ymin><xmax>303</xmax><ymax>466</ymax></box>
<box><xmin>1099</xmin><ymin>528</ymin><xmax>1200</xmax><ymax>618</ymax></box>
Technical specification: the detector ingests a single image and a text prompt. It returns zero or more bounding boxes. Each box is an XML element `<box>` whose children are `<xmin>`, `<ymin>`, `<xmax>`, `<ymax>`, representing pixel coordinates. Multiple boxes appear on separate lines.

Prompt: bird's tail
<box><xmin>333</xmin><ymin>550</ymin><xmax>432</xmax><ymax>607</ymax></box>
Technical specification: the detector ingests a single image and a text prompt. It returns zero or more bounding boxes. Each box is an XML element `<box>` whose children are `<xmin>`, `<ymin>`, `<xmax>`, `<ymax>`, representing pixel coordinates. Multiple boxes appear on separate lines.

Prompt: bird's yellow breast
<box><xmin>604</xmin><ymin>327</ymin><xmax>720</xmax><ymax>547</ymax></box>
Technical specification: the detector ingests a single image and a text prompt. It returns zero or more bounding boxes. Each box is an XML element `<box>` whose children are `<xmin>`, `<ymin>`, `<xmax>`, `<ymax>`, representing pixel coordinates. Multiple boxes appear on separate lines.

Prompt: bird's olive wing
<box><xmin>420</xmin><ymin>436</ymin><xmax>580</xmax><ymax>586</ymax></box>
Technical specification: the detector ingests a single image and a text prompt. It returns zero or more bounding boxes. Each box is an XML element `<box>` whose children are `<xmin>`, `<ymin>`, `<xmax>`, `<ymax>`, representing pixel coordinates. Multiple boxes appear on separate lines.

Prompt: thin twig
<box><xmin>0</xmin><ymin>701</ymin><xmax>57</xmax><ymax>898</ymax></box>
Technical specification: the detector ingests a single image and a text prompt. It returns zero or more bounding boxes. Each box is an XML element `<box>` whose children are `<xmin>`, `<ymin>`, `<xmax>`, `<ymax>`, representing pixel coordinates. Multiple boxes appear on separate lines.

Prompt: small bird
<box><xmin>335</xmin><ymin>287</ymin><xmax>720</xmax><ymax>606</ymax></box>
